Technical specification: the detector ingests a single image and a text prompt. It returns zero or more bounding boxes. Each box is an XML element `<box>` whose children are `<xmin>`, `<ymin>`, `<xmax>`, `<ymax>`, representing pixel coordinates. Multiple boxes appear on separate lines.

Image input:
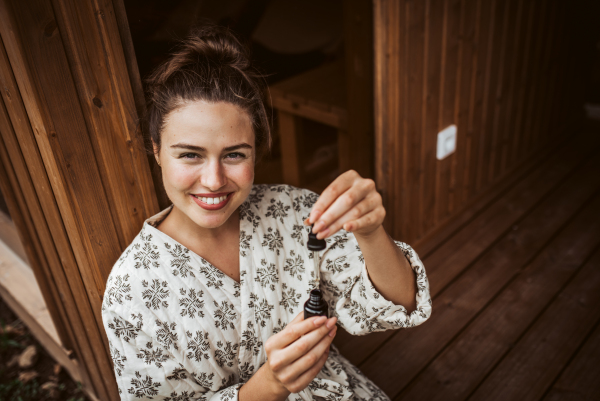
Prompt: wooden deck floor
<box><xmin>333</xmin><ymin>129</ymin><xmax>600</xmax><ymax>400</ymax></box>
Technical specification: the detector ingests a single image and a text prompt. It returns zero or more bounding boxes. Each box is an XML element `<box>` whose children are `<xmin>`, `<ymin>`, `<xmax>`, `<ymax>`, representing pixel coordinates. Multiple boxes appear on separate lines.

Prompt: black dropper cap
<box><xmin>307</xmin><ymin>225</ymin><xmax>326</xmax><ymax>251</ymax></box>
<box><xmin>304</xmin><ymin>289</ymin><xmax>329</xmax><ymax>319</ymax></box>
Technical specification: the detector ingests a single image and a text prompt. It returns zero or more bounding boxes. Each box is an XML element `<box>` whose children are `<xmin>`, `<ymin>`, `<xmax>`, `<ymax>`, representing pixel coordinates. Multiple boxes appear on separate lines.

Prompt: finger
<box><xmin>270</xmin><ymin>317</ymin><xmax>337</xmax><ymax>369</ymax></box>
<box><xmin>286</xmin><ymin>346</ymin><xmax>331</xmax><ymax>393</ymax></box>
<box><xmin>266</xmin><ymin>315</ymin><xmax>327</xmax><ymax>350</ymax></box>
<box><xmin>316</xmin><ymin>193</ymin><xmax>379</xmax><ymax>239</ymax></box>
<box><xmin>313</xmin><ymin>179</ymin><xmax>376</xmax><ymax>237</ymax></box>
<box><xmin>290</xmin><ymin>311</ymin><xmax>304</xmax><ymax>324</ymax></box>
<box><xmin>308</xmin><ymin>170</ymin><xmax>359</xmax><ymax>225</ymax></box>
<box><xmin>286</xmin><ymin>325</ymin><xmax>337</xmax><ymax>378</ymax></box>
<box><xmin>344</xmin><ymin>207</ymin><xmax>386</xmax><ymax>234</ymax></box>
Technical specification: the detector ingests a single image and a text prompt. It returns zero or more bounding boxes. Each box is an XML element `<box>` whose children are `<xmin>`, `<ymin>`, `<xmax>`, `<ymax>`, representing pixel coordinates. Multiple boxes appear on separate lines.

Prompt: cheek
<box><xmin>163</xmin><ymin>164</ymin><xmax>198</xmax><ymax>191</ymax></box>
<box><xmin>228</xmin><ymin>163</ymin><xmax>254</xmax><ymax>186</ymax></box>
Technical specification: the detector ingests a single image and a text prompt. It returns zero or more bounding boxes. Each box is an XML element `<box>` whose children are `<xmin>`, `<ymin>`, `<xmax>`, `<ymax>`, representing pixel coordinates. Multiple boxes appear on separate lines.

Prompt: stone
<box><xmin>41</xmin><ymin>381</ymin><xmax>60</xmax><ymax>398</ymax></box>
<box><xmin>18</xmin><ymin>345</ymin><xmax>38</xmax><ymax>369</ymax></box>
<box><xmin>53</xmin><ymin>363</ymin><xmax>62</xmax><ymax>376</ymax></box>
<box><xmin>18</xmin><ymin>370</ymin><xmax>38</xmax><ymax>383</ymax></box>
<box><xmin>6</xmin><ymin>353</ymin><xmax>20</xmax><ymax>368</ymax></box>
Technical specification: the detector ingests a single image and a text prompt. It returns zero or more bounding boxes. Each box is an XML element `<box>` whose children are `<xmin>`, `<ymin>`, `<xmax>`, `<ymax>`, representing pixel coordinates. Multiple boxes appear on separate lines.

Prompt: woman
<box><xmin>102</xmin><ymin>26</ymin><xmax>431</xmax><ymax>401</ymax></box>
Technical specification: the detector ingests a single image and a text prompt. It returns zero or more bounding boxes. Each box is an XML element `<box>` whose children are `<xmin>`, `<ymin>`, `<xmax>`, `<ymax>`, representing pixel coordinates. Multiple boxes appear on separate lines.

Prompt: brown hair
<box><xmin>145</xmin><ymin>25</ymin><xmax>271</xmax><ymax>160</ymax></box>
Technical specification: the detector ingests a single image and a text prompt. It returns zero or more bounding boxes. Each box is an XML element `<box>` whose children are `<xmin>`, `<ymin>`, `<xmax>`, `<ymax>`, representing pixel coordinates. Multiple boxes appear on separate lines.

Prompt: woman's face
<box><xmin>155</xmin><ymin>100</ymin><xmax>255</xmax><ymax>231</ymax></box>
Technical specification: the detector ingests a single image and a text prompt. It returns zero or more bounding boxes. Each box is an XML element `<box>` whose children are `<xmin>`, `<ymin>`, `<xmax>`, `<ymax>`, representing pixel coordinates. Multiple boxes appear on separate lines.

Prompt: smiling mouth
<box><xmin>192</xmin><ymin>194</ymin><xmax>230</xmax><ymax>205</ymax></box>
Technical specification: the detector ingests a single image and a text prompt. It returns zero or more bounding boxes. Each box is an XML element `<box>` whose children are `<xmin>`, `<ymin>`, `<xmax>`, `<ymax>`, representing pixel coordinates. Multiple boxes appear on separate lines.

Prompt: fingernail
<box><xmin>313</xmin><ymin>221</ymin><xmax>325</xmax><ymax>232</ymax></box>
<box><xmin>310</xmin><ymin>210</ymin><xmax>322</xmax><ymax>224</ymax></box>
<box><xmin>314</xmin><ymin>316</ymin><xmax>327</xmax><ymax>326</ymax></box>
<box><xmin>326</xmin><ymin>317</ymin><xmax>337</xmax><ymax>329</ymax></box>
<box><xmin>329</xmin><ymin>327</ymin><xmax>337</xmax><ymax>337</ymax></box>
<box><xmin>317</xmin><ymin>229</ymin><xmax>329</xmax><ymax>239</ymax></box>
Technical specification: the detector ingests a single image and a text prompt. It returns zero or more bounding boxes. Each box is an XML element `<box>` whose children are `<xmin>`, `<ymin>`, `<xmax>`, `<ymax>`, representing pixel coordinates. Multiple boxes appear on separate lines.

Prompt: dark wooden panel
<box><xmin>374</xmin><ymin>0</ymin><xmax>582</xmax><ymax>244</ymax></box>
<box><xmin>343</xmin><ymin>0</ymin><xmax>374</xmax><ymax>179</ymax></box>
<box><xmin>469</xmin><ymin>247</ymin><xmax>600</xmax><ymax>401</ymax></box>
<box><xmin>542</xmin><ymin>319</ymin><xmax>600</xmax><ymax>401</ymax></box>
<box><xmin>397</xmin><ymin>184</ymin><xmax>600</xmax><ymax>401</ymax></box>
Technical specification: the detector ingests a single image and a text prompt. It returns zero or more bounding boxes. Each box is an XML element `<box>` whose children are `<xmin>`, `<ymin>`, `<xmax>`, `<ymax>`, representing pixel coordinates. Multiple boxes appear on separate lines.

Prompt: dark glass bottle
<box><xmin>304</xmin><ymin>225</ymin><xmax>328</xmax><ymax>319</ymax></box>
<box><xmin>304</xmin><ymin>289</ymin><xmax>329</xmax><ymax>319</ymax></box>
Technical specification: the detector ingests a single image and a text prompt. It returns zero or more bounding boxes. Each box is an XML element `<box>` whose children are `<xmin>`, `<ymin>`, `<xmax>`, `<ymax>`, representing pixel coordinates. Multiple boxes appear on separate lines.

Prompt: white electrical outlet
<box><xmin>437</xmin><ymin>125</ymin><xmax>457</xmax><ymax>160</ymax></box>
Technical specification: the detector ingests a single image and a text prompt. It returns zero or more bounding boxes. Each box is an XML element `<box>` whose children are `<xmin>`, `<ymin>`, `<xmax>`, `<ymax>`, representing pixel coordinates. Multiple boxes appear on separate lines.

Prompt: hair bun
<box><xmin>147</xmin><ymin>25</ymin><xmax>252</xmax><ymax>88</ymax></box>
<box><xmin>145</xmin><ymin>24</ymin><xmax>271</xmax><ymax>161</ymax></box>
<box><xmin>187</xmin><ymin>25</ymin><xmax>250</xmax><ymax>69</ymax></box>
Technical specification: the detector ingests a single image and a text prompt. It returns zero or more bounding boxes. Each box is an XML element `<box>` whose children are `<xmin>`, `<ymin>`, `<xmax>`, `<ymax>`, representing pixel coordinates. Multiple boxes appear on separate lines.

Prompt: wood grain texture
<box><xmin>541</xmin><ymin>318</ymin><xmax>600</xmax><ymax>401</ymax></box>
<box><xmin>469</xmin><ymin>245</ymin><xmax>600</xmax><ymax>401</ymax></box>
<box><xmin>374</xmin><ymin>0</ymin><xmax>580</xmax><ymax>244</ymax></box>
<box><xmin>0</xmin><ymin>0</ymin><xmax>159</xmax><ymax>399</ymax></box>
<box><xmin>0</xmin><ymin>33</ymin><xmax>106</xmax><ymax>398</ymax></box>
<box><xmin>343</xmin><ymin>0</ymin><xmax>374</xmax><ymax>178</ymax></box>
<box><xmin>360</xmin><ymin>140</ymin><xmax>600</xmax><ymax>399</ymax></box>
<box><xmin>397</xmin><ymin>179</ymin><xmax>600</xmax><ymax>401</ymax></box>
<box><xmin>334</xmin><ymin>131</ymin><xmax>597</xmax><ymax>366</ymax></box>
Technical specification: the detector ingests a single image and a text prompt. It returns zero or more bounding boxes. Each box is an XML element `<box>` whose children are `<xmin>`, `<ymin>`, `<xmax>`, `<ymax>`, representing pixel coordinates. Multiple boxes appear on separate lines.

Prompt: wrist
<box><xmin>353</xmin><ymin>224</ymin><xmax>386</xmax><ymax>242</ymax></box>
<box><xmin>259</xmin><ymin>362</ymin><xmax>291</xmax><ymax>400</ymax></box>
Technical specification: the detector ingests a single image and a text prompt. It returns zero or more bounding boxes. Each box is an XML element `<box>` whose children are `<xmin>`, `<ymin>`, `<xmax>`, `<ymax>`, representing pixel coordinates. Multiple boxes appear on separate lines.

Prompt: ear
<box><xmin>152</xmin><ymin>142</ymin><xmax>161</xmax><ymax>166</ymax></box>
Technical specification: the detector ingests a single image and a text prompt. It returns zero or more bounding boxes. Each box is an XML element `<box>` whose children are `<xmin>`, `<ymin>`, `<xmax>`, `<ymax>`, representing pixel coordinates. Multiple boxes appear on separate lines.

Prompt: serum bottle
<box><xmin>304</xmin><ymin>225</ymin><xmax>328</xmax><ymax>319</ymax></box>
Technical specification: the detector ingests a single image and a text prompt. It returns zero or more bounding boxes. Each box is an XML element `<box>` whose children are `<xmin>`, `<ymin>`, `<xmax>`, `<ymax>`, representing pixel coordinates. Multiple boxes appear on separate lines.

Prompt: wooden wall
<box><xmin>0</xmin><ymin>0</ymin><xmax>158</xmax><ymax>399</ymax></box>
<box><xmin>374</xmin><ymin>0</ymin><xmax>586</xmax><ymax>245</ymax></box>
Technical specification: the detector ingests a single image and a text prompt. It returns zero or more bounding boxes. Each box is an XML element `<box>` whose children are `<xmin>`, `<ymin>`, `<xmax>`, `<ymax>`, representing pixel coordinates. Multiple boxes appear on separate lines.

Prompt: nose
<box><xmin>201</xmin><ymin>159</ymin><xmax>227</xmax><ymax>191</ymax></box>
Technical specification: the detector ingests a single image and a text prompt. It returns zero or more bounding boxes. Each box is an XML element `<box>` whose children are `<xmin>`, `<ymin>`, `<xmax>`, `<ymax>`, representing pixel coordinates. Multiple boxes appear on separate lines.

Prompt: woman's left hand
<box><xmin>305</xmin><ymin>170</ymin><xmax>386</xmax><ymax>239</ymax></box>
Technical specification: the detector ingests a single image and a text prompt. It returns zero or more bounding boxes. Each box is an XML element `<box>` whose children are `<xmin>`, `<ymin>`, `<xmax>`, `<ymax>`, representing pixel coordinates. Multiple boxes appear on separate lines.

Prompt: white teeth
<box><xmin>196</xmin><ymin>195</ymin><xmax>227</xmax><ymax>205</ymax></box>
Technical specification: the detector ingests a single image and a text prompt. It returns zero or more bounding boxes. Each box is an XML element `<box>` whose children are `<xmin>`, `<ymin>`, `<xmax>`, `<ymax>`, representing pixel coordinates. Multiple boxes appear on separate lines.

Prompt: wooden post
<box><xmin>0</xmin><ymin>0</ymin><xmax>159</xmax><ymax>399</ymax></box>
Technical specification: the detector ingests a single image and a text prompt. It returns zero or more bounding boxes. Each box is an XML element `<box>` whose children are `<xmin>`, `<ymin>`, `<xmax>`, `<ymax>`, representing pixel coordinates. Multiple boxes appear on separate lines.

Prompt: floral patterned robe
<box><xmin>102</xmin><ymin>184</ymin><xmax>432</xmax><ymax>400</ymax></box>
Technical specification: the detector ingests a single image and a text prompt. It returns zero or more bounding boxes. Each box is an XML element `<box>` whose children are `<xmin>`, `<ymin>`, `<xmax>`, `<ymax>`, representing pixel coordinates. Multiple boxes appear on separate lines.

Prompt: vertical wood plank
<box><xmin>0</xmin><ymin>0</ymin><xmax>159</xmax><ymax>398</ymax></box>
<box><xmin>0</xmin><ymin>32</ymin><xmax>109</xmax><ymax>399</ymax></box>
<box><xmin>517</xmin><ymin>0</ymin><xmax>548</xmax><ymax>161</ymax></box>
<box><xmin>451</xmin><ymin>0</ymin><xmax>473</xmax><ymax>211</ymax></box>
<box><xmin>475</xmin><ymin>0</ymin><xmax>503</xmax><ymax>192</ymax></box>
<box><xmin>466</xmin><ymin>0</ymin><xmax>492</xmax><ymax>200</ymax></box>
<box><xmin>435</xmin><ymin>0</ymin><xmax>461</xmax><ymax>223</ymax></box>
<box><xmin>406</xmin><ymin>0</ymin><xmax>426</xmax><ymax>241</ymax></box>
<box><xmin>374</xmin><ymin>0</ymin><xmax>579</xmax><ymax>246</ymax></box>
<box><xmin>499</xmin><ymin>0</ymin><xmax>526</xmax><ymax>176</ymax></box>
<box><xmin>419</xmin><ymin>0</ymin><xmax>444</xmax><ymax>237</ymax></box>
<box><xmin>488</xmin><ymin>0</ymin><xmax>515</xmax><ymax>182</ymax></box>
<box><xmin>343</xmin><ymin>0</ymin><xmax>374</xmax><ymax>180</ymax></box>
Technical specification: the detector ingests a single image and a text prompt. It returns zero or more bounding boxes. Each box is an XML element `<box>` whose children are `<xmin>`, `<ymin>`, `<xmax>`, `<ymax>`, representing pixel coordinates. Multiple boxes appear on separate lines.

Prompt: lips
<box><xmin>191</xmin><ymin>193</ymin><xmax>232</xmax><ymax>210</ymax></box>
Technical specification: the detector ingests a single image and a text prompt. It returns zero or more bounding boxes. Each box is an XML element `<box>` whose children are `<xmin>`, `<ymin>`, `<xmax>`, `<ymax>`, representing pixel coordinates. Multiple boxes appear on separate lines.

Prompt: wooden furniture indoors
<box><xmin>269</xmin><ymin>61</ymin><xmax>348</xmax><ymax>188</ymax></box>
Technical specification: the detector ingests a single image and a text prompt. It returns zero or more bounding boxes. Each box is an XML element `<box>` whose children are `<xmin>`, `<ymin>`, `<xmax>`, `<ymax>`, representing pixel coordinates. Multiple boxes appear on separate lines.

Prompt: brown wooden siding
<box><xmin>0</xmin><ymin>0</ymin><xmax>159</xmax><ymax>399</ymax></box>
<box><xmin>374</xmin><ymin>0</ymin><xmax>585</xmax><ymax>244</ymax></box>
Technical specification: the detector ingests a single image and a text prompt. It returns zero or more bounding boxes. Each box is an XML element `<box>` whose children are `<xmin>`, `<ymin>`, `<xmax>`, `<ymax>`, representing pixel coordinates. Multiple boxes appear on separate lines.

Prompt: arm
<box><xmin>354</xmin><ymin>225</ymin><xmax>417</xmax><ymax>311</ymax></box>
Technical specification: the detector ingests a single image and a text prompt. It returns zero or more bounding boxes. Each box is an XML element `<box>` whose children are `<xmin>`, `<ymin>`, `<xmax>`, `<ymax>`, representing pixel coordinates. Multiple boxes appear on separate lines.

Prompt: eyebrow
<box><xmin>170</xmin><ymin>142</ymin><xmax>253</xmax><ymax>152</ymax></box>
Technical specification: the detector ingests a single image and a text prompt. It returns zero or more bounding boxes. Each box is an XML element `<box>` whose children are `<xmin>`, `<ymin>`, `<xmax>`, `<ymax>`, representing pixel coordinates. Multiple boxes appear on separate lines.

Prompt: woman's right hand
<box><xmin>264</xmin><ymin>312</ymin><xmax>338</xmax><ymax>394</ymax></box>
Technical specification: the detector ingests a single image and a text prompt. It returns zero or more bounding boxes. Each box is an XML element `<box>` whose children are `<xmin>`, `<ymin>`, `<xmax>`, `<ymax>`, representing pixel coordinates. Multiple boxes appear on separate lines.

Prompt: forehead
<box><xmin>163</xmin><ymin>101</ymin><xmax>254</xmax><ymax>145</ymax></box>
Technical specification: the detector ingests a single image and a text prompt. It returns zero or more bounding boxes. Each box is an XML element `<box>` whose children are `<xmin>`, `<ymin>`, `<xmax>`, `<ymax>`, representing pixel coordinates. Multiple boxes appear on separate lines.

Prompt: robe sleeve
<box><xmin>289</xmin><ymin>186</ymin><xmax>431</xmax><ymax>335</ymax></box>
<box><xmin>318</xmin><ymin>230</ymin><xmax>432</xmax><ymax>335</ymax></box>
<box><xmin>102</xmin><ymin>304</ymin><xmax>242</xmax><ymax>401</ymax></box>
